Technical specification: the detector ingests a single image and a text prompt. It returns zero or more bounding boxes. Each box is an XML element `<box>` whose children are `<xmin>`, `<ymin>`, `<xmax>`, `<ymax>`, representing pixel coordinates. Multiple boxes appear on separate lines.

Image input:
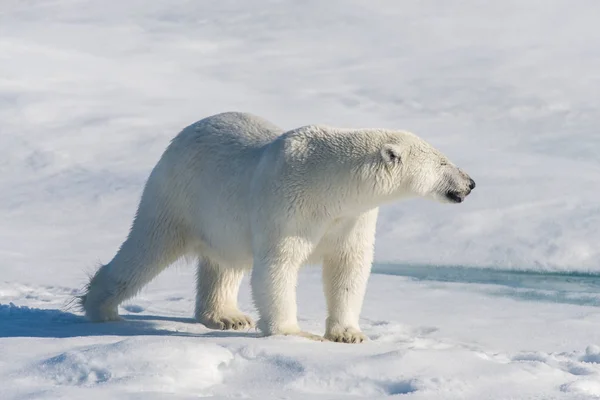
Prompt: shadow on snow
<box><xmin>0</xmin><ymin>303</ymin><xmax>260</xmax><ymax>339</ymax></box>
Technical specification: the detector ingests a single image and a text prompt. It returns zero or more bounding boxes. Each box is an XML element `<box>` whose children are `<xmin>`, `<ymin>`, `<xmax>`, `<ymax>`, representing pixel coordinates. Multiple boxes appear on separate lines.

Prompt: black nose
<box><xmin>469</xmin><ymin>178</ymin><xmax>476</xmax><ymax>190</ymax></box>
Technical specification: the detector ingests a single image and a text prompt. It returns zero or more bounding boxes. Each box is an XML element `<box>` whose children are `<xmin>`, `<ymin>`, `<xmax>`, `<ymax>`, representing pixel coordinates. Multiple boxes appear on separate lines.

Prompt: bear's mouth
<box><xmin>445</xmin><ymin>191</ymin><xmax>464</xmax><ymax>203</ymax></box>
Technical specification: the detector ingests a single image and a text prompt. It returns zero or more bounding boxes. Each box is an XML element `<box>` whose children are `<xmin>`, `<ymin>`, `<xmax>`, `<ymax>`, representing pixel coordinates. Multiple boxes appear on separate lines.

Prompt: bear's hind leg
<box><xmin>195</xmin><ymin>258</ymin><xmax>254</xmax><ymax>330</ymax></box>
<box><xmin>80</xmin><ymin>206</ymin><xmax>189</xmax><ymax>322</ymax></box>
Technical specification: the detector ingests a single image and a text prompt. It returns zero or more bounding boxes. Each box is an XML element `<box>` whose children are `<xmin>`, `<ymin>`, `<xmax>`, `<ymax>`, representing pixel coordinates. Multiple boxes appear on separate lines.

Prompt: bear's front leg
<box><xmin>250</xmin><ymin>237</ymin><xmax>323</xmax><ymax>341</ymax></box>
<box><xmin>322</xmin><ymin>255</ymin><xmax>371</xmax><ymax>343</ymax></box>
<box><xmin>322</xmin><ymin>210</ymin><xmax>377</xmax><ymax>344</ymax></box>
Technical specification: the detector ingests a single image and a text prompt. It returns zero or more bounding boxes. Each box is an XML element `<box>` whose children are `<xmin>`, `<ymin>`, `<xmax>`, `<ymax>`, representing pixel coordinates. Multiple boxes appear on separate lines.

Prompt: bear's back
<box><xmin>177</xmin><ymin>111</ymin><xmax>284</xmax><ymax>152</ymax></box>
<box><xmin>157</xmin><ymin>112</ymin><xmax>286</xmax><ymax>187</ymax></box>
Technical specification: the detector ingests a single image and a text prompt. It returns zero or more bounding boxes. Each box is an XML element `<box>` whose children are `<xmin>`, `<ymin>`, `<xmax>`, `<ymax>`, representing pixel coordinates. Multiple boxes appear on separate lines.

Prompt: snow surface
<box><xmin>2</xmin><ymin>0</ymin><xmax>600</xmax><ymax>399</ymax></box>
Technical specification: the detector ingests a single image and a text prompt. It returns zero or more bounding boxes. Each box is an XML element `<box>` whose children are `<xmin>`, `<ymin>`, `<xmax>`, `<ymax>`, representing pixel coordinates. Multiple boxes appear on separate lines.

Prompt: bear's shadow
<box><xmin>0</xmin><ymin>303</ymin><xmax>259</xmax><ymax>339</ymax></box>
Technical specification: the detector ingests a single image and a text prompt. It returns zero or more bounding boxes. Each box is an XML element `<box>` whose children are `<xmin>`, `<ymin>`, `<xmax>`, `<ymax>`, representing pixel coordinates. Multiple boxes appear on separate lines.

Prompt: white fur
<box><xmin>80</xmin><ymin>112</ymin><xmax>474</xmax><ymax>343</ymax></box>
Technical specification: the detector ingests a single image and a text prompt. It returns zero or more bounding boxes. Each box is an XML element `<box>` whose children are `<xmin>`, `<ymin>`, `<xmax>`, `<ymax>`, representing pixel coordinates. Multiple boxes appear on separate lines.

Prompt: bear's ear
<box><xmin>381</xmin><ymin>144</ymin><xmax>402</xmax><ymax>165</ymax></box>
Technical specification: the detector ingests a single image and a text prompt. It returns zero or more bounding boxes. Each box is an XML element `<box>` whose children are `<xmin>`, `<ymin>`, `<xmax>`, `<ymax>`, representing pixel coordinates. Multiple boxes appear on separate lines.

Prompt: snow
<box><xmin>1</xmin><ymin>0</ymin><xmax>600</xmax><ymax>399</ymax></box>
<box><xmin>4</xmin><ymin>273</ymin><xmax>600</xmax><ymax>399</ymax></box>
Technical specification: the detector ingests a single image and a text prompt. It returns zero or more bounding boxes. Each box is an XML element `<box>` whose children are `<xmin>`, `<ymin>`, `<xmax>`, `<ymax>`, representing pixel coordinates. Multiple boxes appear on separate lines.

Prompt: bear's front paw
<box><xmin>197</xmin><ymin>312</ymin><xmax>254</xmax><ymax>331</ymax></box>
<box><xmin>325</xmin><ymin>326</ymin><xmax>368</xmax><ymax>344</ymax></box>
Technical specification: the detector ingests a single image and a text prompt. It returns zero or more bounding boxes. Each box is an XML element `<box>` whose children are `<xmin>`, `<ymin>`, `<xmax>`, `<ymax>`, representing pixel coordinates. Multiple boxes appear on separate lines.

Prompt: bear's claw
<box><xmin>325</xmin><ymin>327</ymin><xmax>368</xmax><ymax>344</ymax></box>
<box><xmin>198</xmin><ymin>313</ymin><xmax>255</xmax><ymax>331</ymax></box>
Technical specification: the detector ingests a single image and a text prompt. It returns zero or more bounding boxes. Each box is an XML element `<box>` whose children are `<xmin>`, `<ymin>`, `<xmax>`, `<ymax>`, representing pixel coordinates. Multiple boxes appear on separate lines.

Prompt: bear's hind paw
<box><xmin>325</xmin><ymin>327</ymin><xmax>368</xmax><ymax>344</ymax></box>
<box><xmin>197</xmin><ymin>312</ymin><xmax>255</xmax><ymax>331</ymax></box>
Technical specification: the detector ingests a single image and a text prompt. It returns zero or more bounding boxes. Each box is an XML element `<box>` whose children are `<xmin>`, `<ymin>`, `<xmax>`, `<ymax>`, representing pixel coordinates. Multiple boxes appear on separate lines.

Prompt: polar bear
<box><xmin>79</xmin><ymin>112</ymin><xmax>475</xmax><ymax>343</ymax></box>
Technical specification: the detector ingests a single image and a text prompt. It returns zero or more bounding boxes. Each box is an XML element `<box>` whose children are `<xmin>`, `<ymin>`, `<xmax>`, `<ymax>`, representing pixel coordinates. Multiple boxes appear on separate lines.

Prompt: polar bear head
<box><xmin>372</xmin><ymin>130</ymin><xmax>476</xmax><ymax>205</ymax></box>
<box><xmin>277</xmin><ymin>125</ymin><xmax>475</xmax><ymax>211</ymax></box>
